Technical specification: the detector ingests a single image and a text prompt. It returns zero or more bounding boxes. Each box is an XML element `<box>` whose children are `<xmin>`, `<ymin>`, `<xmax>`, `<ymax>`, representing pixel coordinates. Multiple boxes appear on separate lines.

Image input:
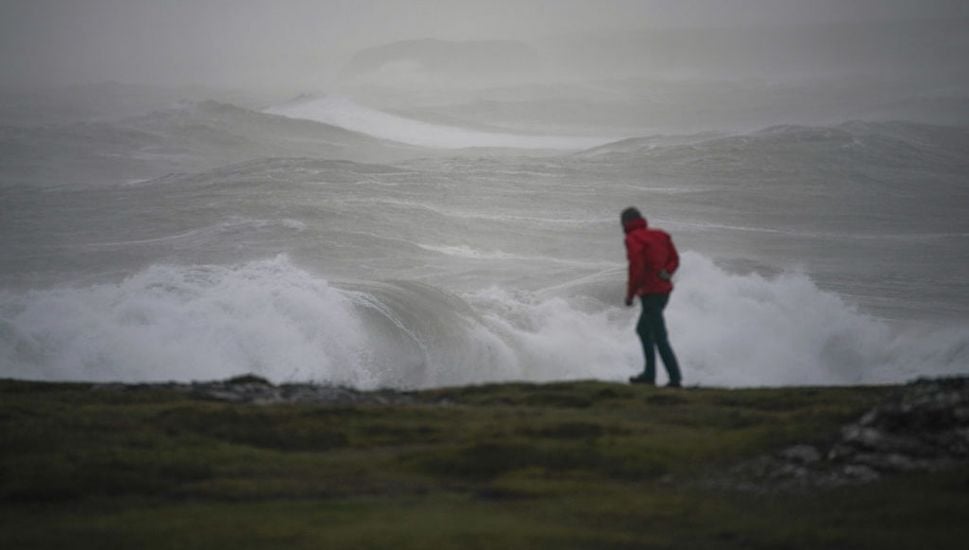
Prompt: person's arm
<box><xmin>626</xmin><ymin>235</ymin><xmax>645</xmax><ymax>305</ymax></box>
<box><xmin>664</xmin><ymin>233</ymin><xmax>679</xmax><ymax>276</ymax></box>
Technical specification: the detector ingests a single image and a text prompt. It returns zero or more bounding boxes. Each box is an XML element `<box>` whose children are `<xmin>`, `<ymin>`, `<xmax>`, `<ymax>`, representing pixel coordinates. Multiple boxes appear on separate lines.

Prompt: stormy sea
<box><xmin>2</xmin><ymin>85</ymin><xmax>968</xmax><ymax>389</ymax></box>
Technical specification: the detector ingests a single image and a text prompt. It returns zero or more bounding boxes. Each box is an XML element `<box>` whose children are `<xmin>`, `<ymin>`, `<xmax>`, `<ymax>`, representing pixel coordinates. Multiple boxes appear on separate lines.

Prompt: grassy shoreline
<box><xmin>2</xmin><ymin>378</ymin><xmax>967</xmax><ymax>548</ymax></box>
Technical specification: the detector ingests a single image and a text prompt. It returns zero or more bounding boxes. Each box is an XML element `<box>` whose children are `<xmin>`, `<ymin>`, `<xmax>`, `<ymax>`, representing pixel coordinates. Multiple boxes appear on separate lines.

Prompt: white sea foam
<box><xmin>416</xmin><ymin>244</ymin><xmax>518</xmax><ymax>260</ymax></box>
<box><xmin>1</xmin><ymin>254</ymin><xmax>966</xmax><ymax>388</ymax></box>
<box><xmin>664</xmin><ymin>254</ymin><xmax>964</xmax><ymax>386</ymax></box>
<box><xmin>339</xmin><ymin>197</ymin><xmax>613</xmax><ymax>226</ymax></box>
<box><xmin>0</xmin><ymin>257</ymin><xmax>373</xmax><ymax>385</ymax></box>
<box><xmin>416</xmin><ymin>243</ymin><xmax>617</xmax><ymax>270</ymax></box>
<box><xmin>266</xmin><ymin>95</ymin><xmax>614</xmax><ymax>150</ymax></box>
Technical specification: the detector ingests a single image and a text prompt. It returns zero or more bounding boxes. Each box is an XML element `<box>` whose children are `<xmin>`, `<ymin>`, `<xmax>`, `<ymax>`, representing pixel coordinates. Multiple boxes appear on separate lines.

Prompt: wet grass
<box><xmin>2</xmin><ymin>379</ymin><xmax>968</xmax><ymax>548</ymax></box>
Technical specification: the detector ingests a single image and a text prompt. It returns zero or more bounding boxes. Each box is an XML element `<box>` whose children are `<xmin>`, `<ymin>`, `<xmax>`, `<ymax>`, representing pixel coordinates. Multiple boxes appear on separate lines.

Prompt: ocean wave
<box><xmin>81</xmin><ymin>218</ymin><xmax>307</xmax><ymax>249</ymax></box>
<box><xmin>338</xmin><ymin>197</ymin><xmax>613</xmax><ymax>226</ymax></box>
<box><xmin>665</xmin><ymin>220</ymin><xmax>969</xmax><ymax>242</ymax></box>
<box><xmin>266</xmin><ymin>95</ymin><xmax>615</xmax><ymax>150</ymax></box>
<box><xmin>1</xmin><ymin>253</ymin><xmax>966</xmax><ymax>388</ymax></box>
<box><xmin>415</xmin><ymin>243</ymin><xmax>615</xmax><ymax>268</ymax></box>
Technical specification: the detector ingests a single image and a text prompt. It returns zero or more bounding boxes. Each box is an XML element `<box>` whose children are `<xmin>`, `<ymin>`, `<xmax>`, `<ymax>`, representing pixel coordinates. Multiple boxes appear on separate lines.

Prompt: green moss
<box><xmin>3</xmin><ymin>379</ymin><xmax>964</xmax><ymax>549</ymax></box>
<box><xmin>153</xmin><ymin>405</ymin><xmax>350</xmax><ymax>451</ymax></box>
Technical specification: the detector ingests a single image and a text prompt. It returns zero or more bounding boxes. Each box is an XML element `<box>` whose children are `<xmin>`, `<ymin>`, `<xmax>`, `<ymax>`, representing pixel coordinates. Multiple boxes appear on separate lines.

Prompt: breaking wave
<box><xmin>266</xmin><ymin>95</ymin><xmax>614</xmax><ymax>150</ymax></box>
<box><xmin>1</xmin><ymin>254</ymin><xmax>966</xmax><ymax>388</ymax></box>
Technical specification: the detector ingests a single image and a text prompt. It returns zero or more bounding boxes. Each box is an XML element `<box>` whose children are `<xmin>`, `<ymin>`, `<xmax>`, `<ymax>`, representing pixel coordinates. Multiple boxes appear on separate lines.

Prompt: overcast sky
<box><xmin>1</xmin><ymin>0</ymin><xmax>967</xmax><ymax>90</ymax></box>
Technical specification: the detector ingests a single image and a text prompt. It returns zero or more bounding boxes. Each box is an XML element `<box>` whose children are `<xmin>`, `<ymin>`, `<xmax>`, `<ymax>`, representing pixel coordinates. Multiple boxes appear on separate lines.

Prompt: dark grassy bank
<box><xmin>2</xmin><ymin>379</ymin><xmax>968</xmax><ymax>549</ymax></box>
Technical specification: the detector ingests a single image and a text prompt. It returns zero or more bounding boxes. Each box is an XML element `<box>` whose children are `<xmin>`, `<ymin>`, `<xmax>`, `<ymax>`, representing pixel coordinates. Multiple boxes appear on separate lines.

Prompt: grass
<box><xmin>2</xmin><ymin>379</ymin><xmax>967</xmax><ymax>548</ymax></box>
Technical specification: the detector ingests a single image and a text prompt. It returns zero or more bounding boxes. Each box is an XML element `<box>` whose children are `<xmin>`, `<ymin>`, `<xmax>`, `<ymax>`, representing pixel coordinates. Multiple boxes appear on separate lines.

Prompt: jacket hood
<box><xmin>623</xmin><ymin>217</ymin><xmax>647</xmax><ymax>234</ymax></box>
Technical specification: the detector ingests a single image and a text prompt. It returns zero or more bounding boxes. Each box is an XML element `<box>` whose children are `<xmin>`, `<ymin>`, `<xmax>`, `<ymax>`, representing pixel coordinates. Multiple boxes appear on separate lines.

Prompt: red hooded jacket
<box><xmin>624</xmin><ymin>217</ymin><xmax>679</xmax><ymax>300</ymax></box>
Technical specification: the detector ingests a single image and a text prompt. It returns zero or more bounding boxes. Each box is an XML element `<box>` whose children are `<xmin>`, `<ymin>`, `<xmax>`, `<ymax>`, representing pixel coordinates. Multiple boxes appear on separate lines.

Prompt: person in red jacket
<box><xmin>622</xmin><ymin>207</ymin><xmax>682</xmax><ymax>387</ymax></box>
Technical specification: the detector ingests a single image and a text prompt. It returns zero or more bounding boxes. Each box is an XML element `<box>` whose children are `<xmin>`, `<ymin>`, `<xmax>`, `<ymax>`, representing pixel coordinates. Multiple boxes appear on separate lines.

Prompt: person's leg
<box><xmin>636</xmin><ymin>296</ymin><xmax>658</xmax><ymax>383</ymax></box>
<box><xmin>650</xmin><ymin>293</ymin><xmax>682</xmax><ymax>385</ymax></box>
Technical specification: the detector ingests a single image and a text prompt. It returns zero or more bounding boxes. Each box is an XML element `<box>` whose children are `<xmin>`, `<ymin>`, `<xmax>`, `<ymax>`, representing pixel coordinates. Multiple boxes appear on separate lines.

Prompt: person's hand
<box><xmin>658</xmin><ymin>269</ymin><xmax>671</xmax><ymax>281</ymax></box>
<box><xmin>625</xmin><ymin>296</ymin><xmax>634</xmax><ymax>307</ymax></box>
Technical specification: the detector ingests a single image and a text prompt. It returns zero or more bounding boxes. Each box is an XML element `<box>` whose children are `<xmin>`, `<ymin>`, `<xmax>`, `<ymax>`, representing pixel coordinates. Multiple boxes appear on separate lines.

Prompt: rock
<box><xmin>90</xmin><ymin>375</ymin><xmax>416</xmax><ymax>407</ymax></box>
<box><xmin>858</xmin><ymin>409</ymin><xmax>880</xmax><ymax>426</ymax></box>
<box><xmin>225</xmin><ymin>374</ymin><xmax>272</xmax><ymax>386</ymax></box>
<box><xmin>716</xmin><ymin>375</ymin><xmax>969</xmax><ymax>492</ymax></box>
<box><xmin>840</xmin><ymin>464</ymin><xmax>880</xmax><ymax>482</ymax></box>
<box><xmin>851</xmin><ymin>452</ymin><xmax>924</xmax><ymax>473</ymax></box>
<box><xmin>826</xmin><ymin>444</ymin><xmax>853</xmax><ymax>461</ymax></box>
<box><xmin>779</xmin><ymin>444</ymin><xmax>821</xmax><ymax>464</ymax></box>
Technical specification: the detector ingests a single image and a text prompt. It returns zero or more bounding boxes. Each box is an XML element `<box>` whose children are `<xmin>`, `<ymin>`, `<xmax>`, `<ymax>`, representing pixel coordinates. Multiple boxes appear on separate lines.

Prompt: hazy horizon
<box><xmin>2</xmin><ymin>0</ymin><xmax>968</xmax><ymax>93</ymax></box>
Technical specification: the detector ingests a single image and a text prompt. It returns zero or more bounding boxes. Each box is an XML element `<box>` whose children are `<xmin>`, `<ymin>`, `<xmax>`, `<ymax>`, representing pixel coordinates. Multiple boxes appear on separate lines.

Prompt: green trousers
<box><xmin>636</xmin><ymin>293</ymin><xmax>682</xmax><ymax>384</ymax></box>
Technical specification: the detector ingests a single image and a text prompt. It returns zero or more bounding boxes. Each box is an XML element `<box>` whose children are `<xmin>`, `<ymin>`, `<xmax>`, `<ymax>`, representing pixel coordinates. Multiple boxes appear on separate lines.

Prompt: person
<box><xmin>621</xmin><ymin>207</ymin><xmax>682</xmax><ymax>387</ymax></box>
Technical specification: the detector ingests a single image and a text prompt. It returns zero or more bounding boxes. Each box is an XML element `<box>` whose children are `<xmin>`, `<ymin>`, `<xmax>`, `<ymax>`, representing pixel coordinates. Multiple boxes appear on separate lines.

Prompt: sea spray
<box><xmin>669</xmin><ymin>254</ymin><xmax>888</xmax><ymax>386</ymax></box>
<box><xmin>1</xmin><ymin>253</ymin><xmax>967</xmax><ymax>387</ymax></box>
<box><xmin>0</xmin><ymin>257</ymin><xmax>371</xmax><ymax>385</ymax></box>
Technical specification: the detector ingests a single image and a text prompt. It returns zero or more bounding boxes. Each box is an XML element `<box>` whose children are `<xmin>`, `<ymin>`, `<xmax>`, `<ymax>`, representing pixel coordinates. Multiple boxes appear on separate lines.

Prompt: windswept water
<box><xmin>1</xmin><ymin>118</ymin><xmax>968</xmax><ymax>387</ymax></box>
<box><xmin>267</xmin><ymin>95</ymin><xmax>615</xmax><ymax>150</ymax></box>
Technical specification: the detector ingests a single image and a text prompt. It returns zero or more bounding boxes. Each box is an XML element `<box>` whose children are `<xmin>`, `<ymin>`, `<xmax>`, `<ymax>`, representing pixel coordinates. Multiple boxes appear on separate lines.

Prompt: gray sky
<box><xmin>1</xmin><ymin>0</ymin><xmax>967</xmax><ymax>90</ymax></box>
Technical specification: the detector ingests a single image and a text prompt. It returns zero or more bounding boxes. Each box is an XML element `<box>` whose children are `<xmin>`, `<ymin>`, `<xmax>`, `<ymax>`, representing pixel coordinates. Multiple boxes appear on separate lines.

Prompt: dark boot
<box><xmin>629</xmin><ymin>373</ymin><xmax>655</xmax><ymax>385</ymax></box>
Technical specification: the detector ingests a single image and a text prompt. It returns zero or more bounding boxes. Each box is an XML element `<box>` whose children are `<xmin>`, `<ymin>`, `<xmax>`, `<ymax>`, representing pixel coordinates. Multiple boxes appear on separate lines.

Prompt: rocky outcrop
<box><xmin>93</xmin><ymin>373</ymin><xmax>969</xmax><ymax>491</ymax></box>
<box><xmin>723</xmin><ymin>376</ymin><xmax>969</xmax><ymax>491</ymax></box>
<box><xmin>94</xmin><ymin>374</ymin><xmax>416</xmax><ymax>406</ymax></box>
